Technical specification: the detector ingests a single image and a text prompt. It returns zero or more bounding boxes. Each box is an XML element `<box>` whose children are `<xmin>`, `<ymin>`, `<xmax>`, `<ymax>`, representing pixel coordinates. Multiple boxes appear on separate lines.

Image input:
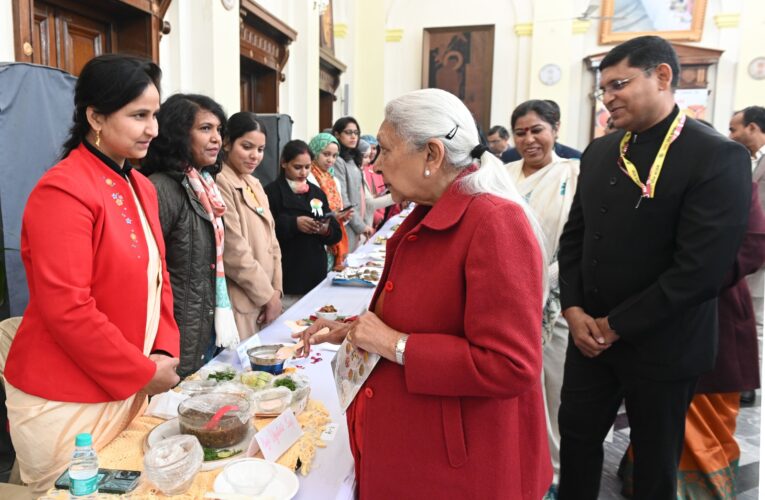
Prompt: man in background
<box><xmin>729</xmin><ymin>105</ymin><xmax>765</xmax><ymax>405</ymax></box>
<box><xmin>486</xmin><ymin>125</ymin><xmax>515</xmax><ymax>162</ymax></box>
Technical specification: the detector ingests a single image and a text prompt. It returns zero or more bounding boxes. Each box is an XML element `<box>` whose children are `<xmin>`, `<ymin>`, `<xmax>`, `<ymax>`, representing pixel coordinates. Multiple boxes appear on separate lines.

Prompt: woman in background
<box><xmin>357</xmin><ymin>138</ymin><xmax>394</xmax><ymax>231</ymax></box>
<box><xmin>4</xmin><ymin>54</ymin><xmax>180</xmax><ymax>495</ymax></box>
<box><xmin>143</xmin><ymin>93</ymin><xmax>239</xmax><ymax>377</ymax></box>
<box><xmin>505</xmin><ymin>99</ymin><xmax>580</xmax><ymax>498</ymax></box>
<box><xmin>308</xmin><ymin>132</ymin><xmax>353</xmax><ymax>270</ymax></box>
<box><xmin>360</xmin><ymin>134</ymin><xmax>388</xmax><ymax>227</ymax></box>
<box><xmin>217</xmin><ymin>112</ymin><xmax>283</xmax><ymax>340</ymax></box>
<box><xmin>332</xmin><ymin>117</ymin><xmax>374</xmax><ymax>250</ymax></box>
<box><xmin>265</xmin><ymin>140</ymin><xmax>342</xmax><ymax>309</ymax></box>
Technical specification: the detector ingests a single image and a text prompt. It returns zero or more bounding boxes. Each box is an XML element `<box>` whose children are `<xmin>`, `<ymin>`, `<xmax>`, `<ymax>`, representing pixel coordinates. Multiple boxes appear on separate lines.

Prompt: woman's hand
<box><xmin>362</xmin><ymin>225</ymin><xmax>375</xmax><ymax>238</ymax></box>
<box><xmin>347</xmin><ymin>312</ymin><xmax>402</xmax><ymax>363</ymax></box>
<box><xmin>336</xmin><ymin>209</ymin><xmax>354</xmax><ymax>223</ymax></box>
<box><xmin>142</xmin><ymin>355</ymin><xmax>180</xmax><ymax>395</ymax></box>
<box><xmin>258</xmin><ymin>290</ymin><xmax>283</xmax><ymax>326</ymax></box>
<box><xmin>291</xmin><ymin>318</ymin><xmax>350</xmax><ymax>356</ymax></box>
<box><xmin>296</xmin><ymin>216</ymin><xmax>322</xmax><ymax>234</ymax></box>
<box><xmin>317</xmin><ymin>219</ymin><xmax>331</xmax><ymax>236</ymax></box>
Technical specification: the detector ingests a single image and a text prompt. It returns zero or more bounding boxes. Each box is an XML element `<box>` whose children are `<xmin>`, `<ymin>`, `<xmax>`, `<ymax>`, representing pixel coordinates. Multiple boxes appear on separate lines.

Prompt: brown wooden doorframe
<box><xmin>12</xmin><ymin>0</ymin><xmax>168</xmax><ymax>67</ymax></box>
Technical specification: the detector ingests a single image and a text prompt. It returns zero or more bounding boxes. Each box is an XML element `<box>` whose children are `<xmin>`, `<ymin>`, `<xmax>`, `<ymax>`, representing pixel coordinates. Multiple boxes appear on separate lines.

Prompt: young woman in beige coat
<box><xmin>218</xmin><ymin>112</ymin><xmax>283</xmax><ymax>339</ymax></box>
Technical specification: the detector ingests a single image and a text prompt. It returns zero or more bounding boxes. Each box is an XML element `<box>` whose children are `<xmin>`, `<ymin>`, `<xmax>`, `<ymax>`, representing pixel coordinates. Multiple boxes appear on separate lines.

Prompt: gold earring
<box><xmin>95</xmin><ymin>130</ymin><xmax>101</xmax><ymax>148</ymax></box>
<box><xmin>424</xmin><ymin>169</ymin><xmax>431</xmax><ymax>178</ymax></box>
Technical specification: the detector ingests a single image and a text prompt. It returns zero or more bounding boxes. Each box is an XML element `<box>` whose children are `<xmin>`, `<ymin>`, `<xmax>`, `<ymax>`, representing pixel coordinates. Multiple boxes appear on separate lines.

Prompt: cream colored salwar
<box><xmin>5</xmin><ymin>179</ymin><xmax>163</xmax><ymax>496</ymax></box>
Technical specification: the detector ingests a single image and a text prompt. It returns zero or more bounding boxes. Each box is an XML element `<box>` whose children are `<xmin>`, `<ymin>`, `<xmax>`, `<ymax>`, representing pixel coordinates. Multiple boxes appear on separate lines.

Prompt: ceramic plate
<box><xmin>213</xmin><ymin>458</ymin><xmax>299</xmax><ymax>499</ymax></box>
<box><xmin>144</xmin><ymin>418</ymin><xmax>255</xmax><ymax>471</ymax></box>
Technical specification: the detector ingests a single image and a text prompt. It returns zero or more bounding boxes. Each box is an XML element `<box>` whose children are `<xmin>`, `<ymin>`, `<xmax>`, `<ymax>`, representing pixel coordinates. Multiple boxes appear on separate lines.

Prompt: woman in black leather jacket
<box><xmin>142</xmin><ymin>93</ymin><xmax>238</xmax><ymax>377</ymax></box>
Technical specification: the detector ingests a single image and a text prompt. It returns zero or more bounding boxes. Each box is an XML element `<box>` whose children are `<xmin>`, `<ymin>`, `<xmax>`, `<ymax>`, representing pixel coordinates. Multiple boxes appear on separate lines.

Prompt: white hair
<box><xmin>384</xmin><ymin>88</ymin><xmax>549</xmax><ymax>301</ymax></box>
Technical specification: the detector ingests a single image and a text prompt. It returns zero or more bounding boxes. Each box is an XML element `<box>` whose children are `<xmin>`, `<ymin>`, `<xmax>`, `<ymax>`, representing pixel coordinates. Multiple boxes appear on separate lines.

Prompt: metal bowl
<box><xmin>247</xmin><ymin>344</ymin><xmax>286</xmax><ymax>374</ymax></box>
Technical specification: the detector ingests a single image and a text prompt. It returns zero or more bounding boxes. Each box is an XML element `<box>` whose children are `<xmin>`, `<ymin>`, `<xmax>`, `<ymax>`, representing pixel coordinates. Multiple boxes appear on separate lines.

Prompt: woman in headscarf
<box><xmin>307</xmin><ymin>132</ymin><xmax>353</xmax><ymax>270</ymax></box>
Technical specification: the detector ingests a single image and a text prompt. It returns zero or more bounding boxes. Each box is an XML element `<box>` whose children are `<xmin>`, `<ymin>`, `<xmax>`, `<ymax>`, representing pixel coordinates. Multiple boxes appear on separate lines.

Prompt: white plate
<box><xmin>214</xmin><ymin>458</ymin><xmax>299</xmax><ymax>499</ymax></box>
<box><xmin>144</xmin><ymin>418</ymin><xmax>255</xmax><ymax>471</ymax></box>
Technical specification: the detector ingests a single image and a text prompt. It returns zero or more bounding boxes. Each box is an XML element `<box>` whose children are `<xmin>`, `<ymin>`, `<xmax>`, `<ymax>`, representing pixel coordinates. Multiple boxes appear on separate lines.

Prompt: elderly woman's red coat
<box><xmin>348</xmin><ymin>178</ymin><xmax>552</xmax><ymax>499</ymax></box>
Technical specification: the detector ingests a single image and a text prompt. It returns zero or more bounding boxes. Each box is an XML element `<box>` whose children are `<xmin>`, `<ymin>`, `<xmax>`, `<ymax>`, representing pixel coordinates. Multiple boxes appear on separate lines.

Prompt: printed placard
<box><xmin>254</xmin><ymin>408</ymin><xmax>304</xmax><ymax>462</ymax></box>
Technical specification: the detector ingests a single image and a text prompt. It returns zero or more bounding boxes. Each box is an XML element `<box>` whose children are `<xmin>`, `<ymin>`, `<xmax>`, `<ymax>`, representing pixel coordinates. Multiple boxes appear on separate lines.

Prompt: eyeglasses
<box><xmin>593</xmin><ymin>67</ymin><xmax>655</xmax><ymax>101</ymax></box>
<box><xmin>342</xmin><ymin>129</ymin><xmax>360</xmax><ymax>136</ymax></box>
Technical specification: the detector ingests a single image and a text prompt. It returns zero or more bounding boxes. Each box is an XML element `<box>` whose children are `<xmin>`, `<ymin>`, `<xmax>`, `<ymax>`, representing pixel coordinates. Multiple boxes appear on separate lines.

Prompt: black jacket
<box><xmin>150</xmin><ymin>170</ymin><xmax>217</xmax><ymax>377</ymax></box>
<box><xmin>559</xmin><ymin>109</ymin><xmax>752</xmax><ymax>380</ymax></box>
<box><xmin>265</xmin><ymin>178</ymin><xmax>342</xmax><ymax>295</ymax></box>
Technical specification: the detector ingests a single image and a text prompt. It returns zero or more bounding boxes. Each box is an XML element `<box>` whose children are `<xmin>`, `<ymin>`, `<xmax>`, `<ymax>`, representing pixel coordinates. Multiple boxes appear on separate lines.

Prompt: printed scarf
<box><xmin>185</xmin><ymin>167</ymin><xmax>240</xmax><ymax>349</ymax></box>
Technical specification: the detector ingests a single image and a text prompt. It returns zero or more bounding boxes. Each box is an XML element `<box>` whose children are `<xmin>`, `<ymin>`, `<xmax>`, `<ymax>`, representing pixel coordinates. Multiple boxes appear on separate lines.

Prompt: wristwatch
<box><xmin>395</xmin><ymin>334</ymin><xmax>409</xmax><ymax>365</ymax></box>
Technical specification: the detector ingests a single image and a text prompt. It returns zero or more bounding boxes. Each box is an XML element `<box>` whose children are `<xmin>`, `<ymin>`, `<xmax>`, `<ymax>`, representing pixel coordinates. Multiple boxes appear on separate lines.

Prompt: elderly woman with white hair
<box><xmin>298</xmin><ymin>88</ymin><xmax>552</xmax><ymax>499</ymax></box>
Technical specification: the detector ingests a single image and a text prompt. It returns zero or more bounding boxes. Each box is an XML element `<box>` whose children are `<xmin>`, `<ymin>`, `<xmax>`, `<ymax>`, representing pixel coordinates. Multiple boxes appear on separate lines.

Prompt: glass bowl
<box><xmin>178</xmin><ymin>379</ymin><xmax>217</xmax><ymax>397</ymax></box>
<box><xmin>143</xmin><ymin>434</ymin><xmax>203</xmax><ymax>495</ymax></box>
<box><xmin>177</xmin><ymin>393</ymin><xmax>250</xmax><ymax>449</ymax></box>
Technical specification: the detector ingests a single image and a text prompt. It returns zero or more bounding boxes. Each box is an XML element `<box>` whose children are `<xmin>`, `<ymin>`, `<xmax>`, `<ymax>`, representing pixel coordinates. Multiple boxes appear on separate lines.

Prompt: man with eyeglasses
<box><xmin>557</xmin><ymin>36</ymin><xmax>751</xmax><ymax>499</ymax></box>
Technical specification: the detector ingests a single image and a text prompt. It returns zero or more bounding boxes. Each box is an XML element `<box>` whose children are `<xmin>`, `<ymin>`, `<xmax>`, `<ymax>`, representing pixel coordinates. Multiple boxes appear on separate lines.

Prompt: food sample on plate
<box><xmin>240</xmin><ymin>371</ymin><xmax>274</xmax><ymax>391</ymax></box>
<box><xmin>178</xmin><ymin>394</ymin><xmax>250</xmax><ymax>449</ymax></box>
<box><xmin>252</xmin><ymin>387</ymin><xmax>293</xmax><ymax>415</ymax></box>
<box><xmin>318</xmin><ymin>304</ymin><xmax>337</xmax><ymax>313</ymax></box>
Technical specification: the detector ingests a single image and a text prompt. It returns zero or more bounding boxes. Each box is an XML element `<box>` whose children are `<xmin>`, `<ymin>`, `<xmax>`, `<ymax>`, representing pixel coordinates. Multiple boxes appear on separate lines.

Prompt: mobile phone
<box><xmin>338</xmin><ymin>204</ymin><xmax>356</xmax><ymax>213</ymax></box>
<box><xmin>55</xmin><ymin>468</ymin><xmax>141</xmax><ymax>494</ymax></box>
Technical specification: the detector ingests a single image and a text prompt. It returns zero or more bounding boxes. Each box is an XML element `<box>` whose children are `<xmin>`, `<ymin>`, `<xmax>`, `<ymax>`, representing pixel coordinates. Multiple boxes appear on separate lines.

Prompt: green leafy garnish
<box><xmin>274</xmin><ymin>377</ymin><xmax>297</xmax><ymax>391</ymax></box>
<box><xmin>203</xmin><ymin>447</ymin><xmax>242</xmax><ymax>461</ymax></box>
<box><xmin>207</xmin><ymin>370</ymin><xmax>236</xmax><ymax>382</ymax></box>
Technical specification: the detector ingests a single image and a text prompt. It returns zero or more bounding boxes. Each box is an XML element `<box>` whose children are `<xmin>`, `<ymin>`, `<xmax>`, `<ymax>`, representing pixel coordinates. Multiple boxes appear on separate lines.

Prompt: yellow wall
<box><xmin>733</xmin><ymin>0</ymin><xmax>765</xmax><ymax>111</ymax></box>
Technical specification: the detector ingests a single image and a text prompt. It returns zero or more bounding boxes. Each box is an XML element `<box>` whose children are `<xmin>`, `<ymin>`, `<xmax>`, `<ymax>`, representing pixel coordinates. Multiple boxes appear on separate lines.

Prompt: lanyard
<box><xmin>618</xmin><ymin>112</ymin><xmax>686</xmax><ymax>199</ymax></box>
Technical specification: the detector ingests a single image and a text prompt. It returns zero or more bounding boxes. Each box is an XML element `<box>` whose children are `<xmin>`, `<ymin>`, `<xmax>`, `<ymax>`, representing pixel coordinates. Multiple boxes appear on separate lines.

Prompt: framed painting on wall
<box><xmin>600</xmin><ymin>0</ymin><xmax>707</xmax><ymax>44</ymax></box>
<box><xmin>320</xmin><ymin>0</ymin><xmax>335</xmax><ymax>53</ymax></box>
<box><xmin>422</xmin><ymin>25</ymin><xmax>495</xmax><ymax>132</ymax></box>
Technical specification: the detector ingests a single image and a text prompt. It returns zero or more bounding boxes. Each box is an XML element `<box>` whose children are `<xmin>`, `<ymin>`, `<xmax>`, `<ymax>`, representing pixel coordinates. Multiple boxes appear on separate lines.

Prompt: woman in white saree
<box><xmin>505</xmin><ymin>99</ymin><xmax>580</xmax><ymax>499</ymax></box>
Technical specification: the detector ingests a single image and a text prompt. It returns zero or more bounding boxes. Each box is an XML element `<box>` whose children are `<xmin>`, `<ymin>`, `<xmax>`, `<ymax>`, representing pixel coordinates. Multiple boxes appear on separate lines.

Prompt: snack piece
<box><xmin>318</xmin><ymin>304</ymin><xmax>337</xmax><ymax>313</ymax></box>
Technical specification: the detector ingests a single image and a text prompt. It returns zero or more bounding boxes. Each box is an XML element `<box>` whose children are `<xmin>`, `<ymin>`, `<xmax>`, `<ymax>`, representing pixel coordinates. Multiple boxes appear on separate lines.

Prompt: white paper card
<box><xmin>255</xmin><ymin>408</ymin><xmax>304</xmax><ymax>462</ymax></box>
<box><xmin>144</xmin><ymin>390</ymin><xmax>189</xmax><ymax>419</ymax></box>
<box><xmin>320</xmin><ymin>422</ymin><xmax>339</xmax><ymax>441</ymax></box>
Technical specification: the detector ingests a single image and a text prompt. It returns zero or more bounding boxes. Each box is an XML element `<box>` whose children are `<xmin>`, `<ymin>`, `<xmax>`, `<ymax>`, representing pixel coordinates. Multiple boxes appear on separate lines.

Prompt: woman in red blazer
<box><xmin>3</xmin><ymin>55</ymin><xmax>180</xmax><ymax>494</ymax></box>
<box><xmin>300</xmin><ymin>89</ymin><xmax>552</xmax><ymax>499</ymax></box>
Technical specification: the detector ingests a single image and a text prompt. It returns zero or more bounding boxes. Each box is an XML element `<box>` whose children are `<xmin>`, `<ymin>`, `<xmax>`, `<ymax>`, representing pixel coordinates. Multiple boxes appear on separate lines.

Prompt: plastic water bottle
<box><xmin>69</xmin><ymin>433</ymin><xmax>99</xmax><ymax>498</ymax></box>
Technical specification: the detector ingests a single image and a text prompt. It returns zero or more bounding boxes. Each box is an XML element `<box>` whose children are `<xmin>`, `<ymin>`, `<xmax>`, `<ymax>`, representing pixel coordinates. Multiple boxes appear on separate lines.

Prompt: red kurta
<box><xmin>349</xmin><ymin>179</ymin><xmax>552</xmax><ymax>499</ymax></box>
<box><xmin>4</xmin><ymin>144</ymin><xmax>179</xmax><ymax>402</ymax></box>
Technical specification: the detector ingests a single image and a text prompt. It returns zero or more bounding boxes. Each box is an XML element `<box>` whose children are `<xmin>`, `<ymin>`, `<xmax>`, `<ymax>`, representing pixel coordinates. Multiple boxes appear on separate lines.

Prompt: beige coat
<box><xmin>218</xmin><ymin>164</ymin><xmax>283</xmax><ymax>339</ymax></box>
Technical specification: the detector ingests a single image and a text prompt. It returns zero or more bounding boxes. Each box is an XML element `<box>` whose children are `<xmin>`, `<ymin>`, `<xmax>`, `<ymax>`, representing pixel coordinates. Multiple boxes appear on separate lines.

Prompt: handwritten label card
<box><xmin>254</xmin><ymin>408</ymin><xmax>304</xmax><ymax>462</ymax></box>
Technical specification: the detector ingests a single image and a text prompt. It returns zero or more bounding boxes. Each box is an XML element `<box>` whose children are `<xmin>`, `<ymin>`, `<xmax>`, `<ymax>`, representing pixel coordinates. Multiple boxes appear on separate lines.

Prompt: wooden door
<box><xmin>241</xmin><ymin>56</ymin><xmax>278</xmax><ymax>113</ymax></box>
<box><xmin>32</xmin><ymin>0</ymin><xmax>109</xmax><ymax>76</ymax></box>
<box><xmin>319</xmin><ymin>90</ymin><xmax>333</xmax><ymax>132</ymax></box>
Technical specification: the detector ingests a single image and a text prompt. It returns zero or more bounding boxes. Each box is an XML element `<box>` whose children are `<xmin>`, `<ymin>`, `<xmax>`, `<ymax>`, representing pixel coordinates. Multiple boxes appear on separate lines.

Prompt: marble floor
<box><xmin>598</xmin><ymin>393</ymin><xmax>761</xmax><ymax>499</ymax></box>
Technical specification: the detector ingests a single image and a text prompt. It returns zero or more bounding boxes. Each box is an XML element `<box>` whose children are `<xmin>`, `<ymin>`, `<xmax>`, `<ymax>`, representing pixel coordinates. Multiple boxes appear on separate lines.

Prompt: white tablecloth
<box><xmin>209</xmin><ymin>210</ymin><xmax>409</xmax><ymax>500</ymax></box>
